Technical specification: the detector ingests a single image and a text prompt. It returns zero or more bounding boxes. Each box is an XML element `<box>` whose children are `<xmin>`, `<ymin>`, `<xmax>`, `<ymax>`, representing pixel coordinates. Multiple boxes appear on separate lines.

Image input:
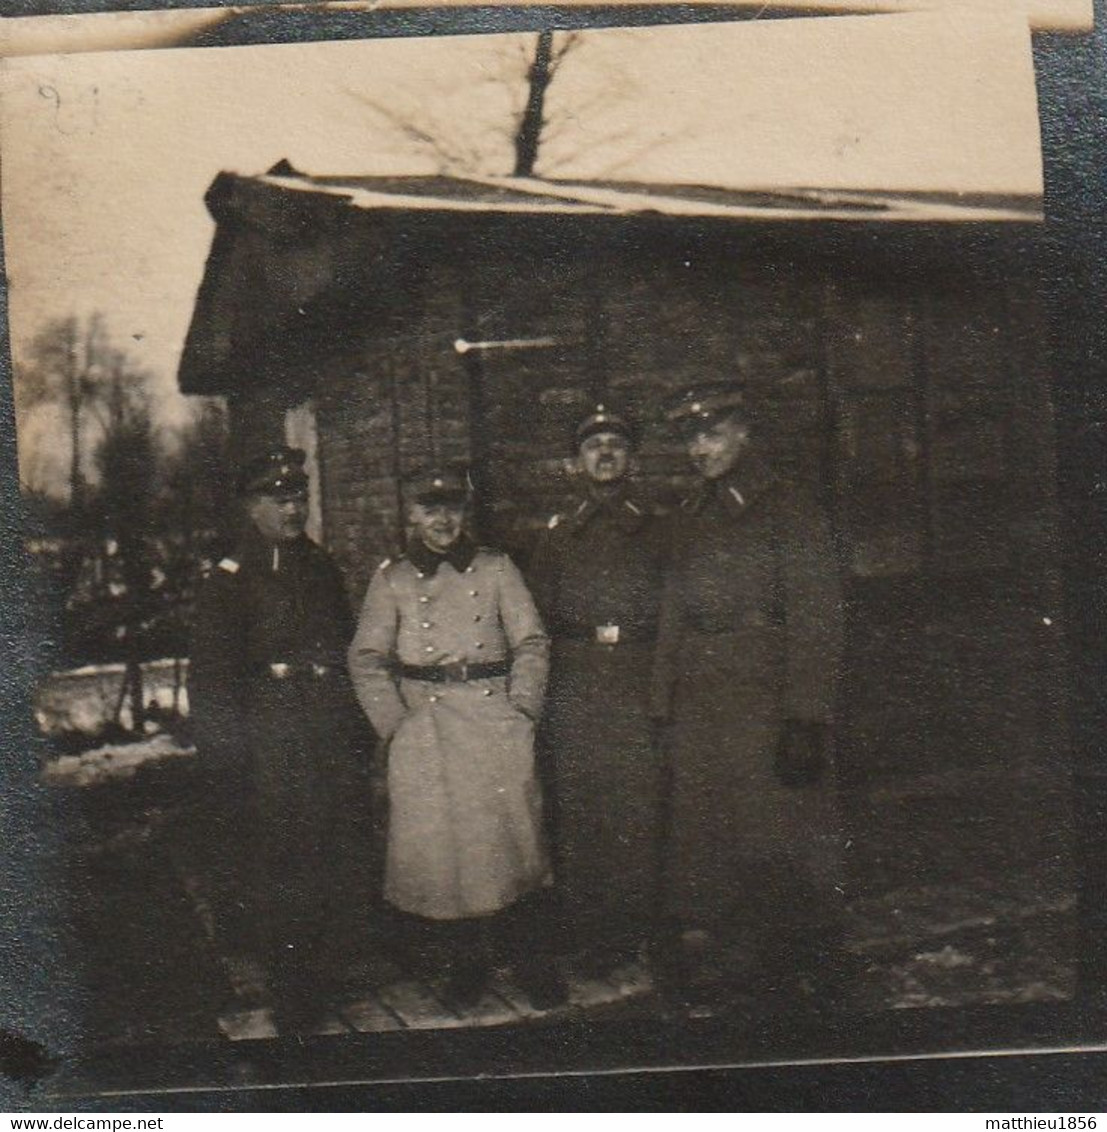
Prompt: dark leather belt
<box><xmin>399</xmin><ymin>660</ymin><xmax>510</xmax><ymax>683</ymax></box>
<box><xmin>253</xmin><ymin>661</ymin><xmax>343</xmax><ymax>680</ymax></box>
<box><xmin>554</xmin><ymin>626</ymin><xmax>657</xmax><ymax>645</ymax></box>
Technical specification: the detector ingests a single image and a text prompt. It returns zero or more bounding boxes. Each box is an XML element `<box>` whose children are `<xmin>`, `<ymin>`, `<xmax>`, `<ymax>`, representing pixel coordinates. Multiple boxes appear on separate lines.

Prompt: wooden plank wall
<box><xmin>227</xmin><ymin>214</ymin><xmax>1066</xmax><ymax>788</ymax></box>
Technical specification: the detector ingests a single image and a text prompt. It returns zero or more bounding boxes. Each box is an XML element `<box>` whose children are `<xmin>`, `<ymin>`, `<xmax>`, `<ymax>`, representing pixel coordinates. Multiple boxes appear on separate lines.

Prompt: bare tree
<box><xmin>513</xmin><ymin>31</ymin><xmax>581</xmax><ymax>177</ymax></box>
<box><xmin>22</xmin><ymin>318</ymin><xmax>233</xmax><ymax>728</ymax></box>
<box><xmin>24</xmin><ymin>319</ymin><xmax>167</xmax><ymax>723</ymax></box>
<box><xmin>158</xmin><ymin>399</ymin><xmax>231</xmax><ymax>711</ymax></box>
<box><xmin>17</xmin><ymin>313</ymin><xmax>111</xmax><ymax>508</ymax></box>
<box><xmin>91</xmin><ymin>361</ymin><xmax>159</xmax><ymax>730</ymax></box>
<box><xmin>343</xmin><ymin>30</ymin><xmax>583</xmax><ymax>179</ymax></box>
<box><xmin>160</xmin><ymin>399</ymin><xmax>231</xmax><ymax>551</ymax></box>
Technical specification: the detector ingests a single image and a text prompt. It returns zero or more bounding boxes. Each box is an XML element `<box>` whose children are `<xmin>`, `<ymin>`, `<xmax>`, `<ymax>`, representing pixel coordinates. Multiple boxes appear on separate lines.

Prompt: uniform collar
<box><xmin>566</xmin><ymin>482</ymin><xmax>647</xmax><ymax>535</ymax></box>
<box><xmin>235</xmin><ymin>525</ymin><xmax>311</xmax><ymax>572</ymax></box>
<box><xmin>685</xmin><ymin>455</ymin><xmax>778</xmax><ymax>518</ymax></box>
<box><xmin>406</xmin><ymin>533</ymin><xmax>478</xmax><ymax>577</ymax></box>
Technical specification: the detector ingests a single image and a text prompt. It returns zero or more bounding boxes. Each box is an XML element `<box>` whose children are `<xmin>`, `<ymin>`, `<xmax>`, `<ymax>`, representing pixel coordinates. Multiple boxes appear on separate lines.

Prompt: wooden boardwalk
<box><xmin>177</xmin><ymin>865</ymin><xmax>656</xmax><ymax>1041</ymax></box>
<box><xmin>172</xmin><ymin>825</ymin><xmax>1075</xmax><ymax>1043</ymax></box>
<box><xmin>217</xmin><ymin>957</ymin><xmax>656</xmax><ymax>1041</ymax></box>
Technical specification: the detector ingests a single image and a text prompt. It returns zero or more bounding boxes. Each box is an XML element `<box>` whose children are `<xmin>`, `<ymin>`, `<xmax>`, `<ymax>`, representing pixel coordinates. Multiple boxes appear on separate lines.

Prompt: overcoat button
<box><xmin>424</xmin><ymin>645</ymin><xmax>435</xmax><ymax>653</ymax></box>
<box><xmin>429</xmin><ymin>694</ymin><xmax>439</xmax><ymax>703</ymax></box>
<box><xmin>419</xmin><ymin>596</ymin><xmax>430</xmax><ymax>604</ymax></box>
<box><xmin>421</xmin><ymin>622</ymin><xmax>432</xmax><ymax>629</ymax></box>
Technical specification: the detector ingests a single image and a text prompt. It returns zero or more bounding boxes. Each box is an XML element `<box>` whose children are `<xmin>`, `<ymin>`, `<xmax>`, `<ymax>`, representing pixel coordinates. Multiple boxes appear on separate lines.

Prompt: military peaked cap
<box><xmin>574</xmin><ymin>403</ymin><xmax>635</xmax><ymax>449</ymax></box>
<box><xmin>662</xmin><ymin>382</ymin><xmax>750</xmax><ymax>435</ymax></box>
<box><xmin>239</xmin><ymin>446</ymin><xmax>309</xmax><ymax>496</ymax></box>
<box><xmin>404</xmin><ymin>466</ymin><xmax>470</xmax><ymax>505</ymax></box>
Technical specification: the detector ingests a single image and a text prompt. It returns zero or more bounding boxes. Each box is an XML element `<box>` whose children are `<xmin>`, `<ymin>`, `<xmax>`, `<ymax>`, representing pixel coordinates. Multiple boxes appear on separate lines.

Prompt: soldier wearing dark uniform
<box><xmin>188</xmin><ymin>446</ymin><xmax>365</xmax><ymax>1032</ymax></box>
<box><xmin>529</xmin><ymin>406</ymin><xmax>667</xmax><ymax>974</ymax></box>
<box><xmin>348</xmin><ymin>467</ymin><xmax>567</xmax><ymax>1011</ymax></box>
<box><xmin>651</xmin><ymin>383</ymin><xmax>847</xmax><ymax>1009</ymax></box>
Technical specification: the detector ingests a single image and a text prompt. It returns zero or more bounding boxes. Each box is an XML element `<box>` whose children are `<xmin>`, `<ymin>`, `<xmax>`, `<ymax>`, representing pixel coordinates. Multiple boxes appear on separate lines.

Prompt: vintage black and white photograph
<box><xmin>0</xmin><ymin>0</ymin><xmax>1103</xmax><ymax>1101</ymax></box>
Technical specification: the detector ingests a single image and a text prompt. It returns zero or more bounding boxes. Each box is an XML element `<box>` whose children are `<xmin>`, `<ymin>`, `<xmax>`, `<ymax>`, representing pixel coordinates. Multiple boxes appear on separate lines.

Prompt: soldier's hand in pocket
<box><xmin>774</xmin><ymin>721</ymin><xmax>829</xmax><ymax>788</ymax></box>
<box><xmin>509</xmin><ymin>700</ymin><xmax>538</xmax><ymax>724</ymax></box>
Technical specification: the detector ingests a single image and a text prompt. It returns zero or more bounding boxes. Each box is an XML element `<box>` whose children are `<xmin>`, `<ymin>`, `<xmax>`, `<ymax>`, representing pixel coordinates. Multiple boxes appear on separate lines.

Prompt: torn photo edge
<box><xmin>0</xmin><ymin>2</ymin><xmax>1103</xmax><ymax>1107</ymax></box>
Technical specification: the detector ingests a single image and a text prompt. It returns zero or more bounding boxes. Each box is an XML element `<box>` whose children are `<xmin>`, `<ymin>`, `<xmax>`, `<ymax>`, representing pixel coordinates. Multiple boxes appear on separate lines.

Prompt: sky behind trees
<box><xmin>0</xmin><ymin>11</ymin><xmax>1042</xmax><ymax>494</ymax></box>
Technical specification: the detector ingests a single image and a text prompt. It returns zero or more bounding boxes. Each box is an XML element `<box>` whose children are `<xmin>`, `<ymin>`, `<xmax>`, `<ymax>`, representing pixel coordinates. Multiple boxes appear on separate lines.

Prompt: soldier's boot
<box><xmin>267</xmin><ymin>918</ymin><xmax>335</xmax><ymax>1036</ymax></box>
<box><xmin>515</xmin><ymin>958</ymin><xmax>570</xmax><ymax>1011</ymax></box>
<box><xmin>578</xmin><ymin>940</ymin><xmax>643</xmax><ymax>980</ymax></box>
<box><xmin>500</xmin><ymin>895</ymin><xmax>569</xmax><ymax>1011</ymax></box>
<box><xmin>441</xmin><ymin>916</ymin><xmax>492</xmax><ymax>1012</ymax></box>
<box><xmin>444</xmin><ymin>958</ymin><xmax>491</xmax><ymax>1011</ymax></box>
<box><xmin>273</xmin><ymin>998</ymin><xmax>327</xmax><ymax>1036</ymax></box>
<box><xmin>577</xmin><ymin>910</ymin><xmax>650</xmax><ymax>979</ymax></box>
<box><xmin>655</xmin><ymin>927</ymin><xmax>726</xmax><ymax>1018</ymax></box>
<box><xmin>271</xmin><ymin>970</ymin><xmax>330</xmax><ymax>1036</ymax></box>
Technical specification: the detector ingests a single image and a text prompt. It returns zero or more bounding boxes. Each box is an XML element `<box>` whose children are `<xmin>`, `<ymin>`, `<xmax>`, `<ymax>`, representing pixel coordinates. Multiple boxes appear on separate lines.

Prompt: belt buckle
<box><xmin>595</xmin><ymin>624</ymin><xmax>620</xmax><ymax>645</ymax></box>
<box><xmin>443</xmin><ymin>659</ymin><xmax>468</xmax><ymax>682</ymax></box>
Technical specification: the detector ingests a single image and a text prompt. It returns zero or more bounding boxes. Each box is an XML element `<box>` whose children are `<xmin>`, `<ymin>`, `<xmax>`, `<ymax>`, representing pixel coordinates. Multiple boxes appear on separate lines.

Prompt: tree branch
<box><xmin>342</xmin><ymin>87</ymin><xmax>479</xmax><ymax>173</ymax></box>
<box><xmin>549</xmin><ymin>31</ymin><xmax>582</xmax><ymax>72</ymax></box>
<box><xmin>513</xmin><ymin>30</ymin><xmax>554</xmax><ymax>178</ymax></box>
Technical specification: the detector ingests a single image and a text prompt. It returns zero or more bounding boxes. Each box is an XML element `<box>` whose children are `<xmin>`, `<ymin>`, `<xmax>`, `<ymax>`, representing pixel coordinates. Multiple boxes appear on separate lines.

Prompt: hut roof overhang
<box><xmin>178</xmin><ymin>169</ymin><xmax>1043</xmax><ymax>398</ymax></box>
<box><xmin>216</xmin><ymin>169</ymin><xmax>1044</xmax><ymax>227</ymax></box>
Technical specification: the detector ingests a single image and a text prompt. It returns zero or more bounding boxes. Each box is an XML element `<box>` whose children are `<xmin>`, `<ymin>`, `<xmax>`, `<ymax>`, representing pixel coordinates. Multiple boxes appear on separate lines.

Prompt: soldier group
<box><xmin>188</xmin><ymin>380</ymin><xmax>846</xmax><ymax>1032</ymax></box>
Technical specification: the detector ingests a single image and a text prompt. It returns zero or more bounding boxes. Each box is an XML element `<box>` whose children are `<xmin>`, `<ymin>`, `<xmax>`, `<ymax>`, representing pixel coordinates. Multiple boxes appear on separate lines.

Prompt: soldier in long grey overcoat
<box><xmin>188</xmin><ymin>446</ymin><xmax>368</xmax><ymax>1033</ymax></box>
<box><xmin>651</xmin><ymin>383</ymin><xmax>847</xmax><ymax>1007</ymax></box>
<box><xmin>348</xmin><ymin>467</ymin><xmax>567</xmax><ymax>1010</ymax></box>
<box><xmin>528</xmin><ymin>406</ymin><xmax>667</xmax><ymax>973</ymax></box>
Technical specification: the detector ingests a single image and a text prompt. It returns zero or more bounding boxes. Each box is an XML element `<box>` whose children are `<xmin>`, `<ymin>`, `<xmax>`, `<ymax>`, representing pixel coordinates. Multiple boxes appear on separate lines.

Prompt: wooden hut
<box><xmin>179</xmin><ymin>170</ymin><xmax>1067</xmax><ymax>878</ymax></box>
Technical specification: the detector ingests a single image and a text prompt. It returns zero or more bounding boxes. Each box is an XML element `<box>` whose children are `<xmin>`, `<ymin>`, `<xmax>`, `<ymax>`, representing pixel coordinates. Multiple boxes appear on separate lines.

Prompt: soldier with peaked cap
<box><xmin>651</xmin><ymin>382</ymin><xmax>847</xmax><ymax>1010</ymax></box>
<box><xmin>528</xmin><ymin>405</ymin><xmax>668</xmax><ymax>975</ymax></box>
<box><xmin>348</xmin><ymin>466</ymin><xmax>567</xmax><ymax>1010</ymax></box>
<box><xmin>188</xmin><ymin>445</ymin><xmax>367</xmax><ymax>1033</ymax></box>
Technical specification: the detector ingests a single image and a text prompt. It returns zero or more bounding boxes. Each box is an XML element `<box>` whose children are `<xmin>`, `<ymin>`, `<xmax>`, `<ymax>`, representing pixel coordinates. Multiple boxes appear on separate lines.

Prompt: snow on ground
<box><xmin>848</xmin><ymin>879</ymin><xmax>1075</xmax><ymax>1010</ymax></box>
<box><xmin>38</xmin><ymin>661</ymin><xmax>1074</xmax><ymax>1026</ymax></box>
<box><xmin>35</xmin><ymin>658</ymin><xmax>190</xmax><ymax>735</ymax></box>
<box><xmin>42</xmin><ymin>732</ymin><xmax>195</xmax><ymax>788</ymax></box>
